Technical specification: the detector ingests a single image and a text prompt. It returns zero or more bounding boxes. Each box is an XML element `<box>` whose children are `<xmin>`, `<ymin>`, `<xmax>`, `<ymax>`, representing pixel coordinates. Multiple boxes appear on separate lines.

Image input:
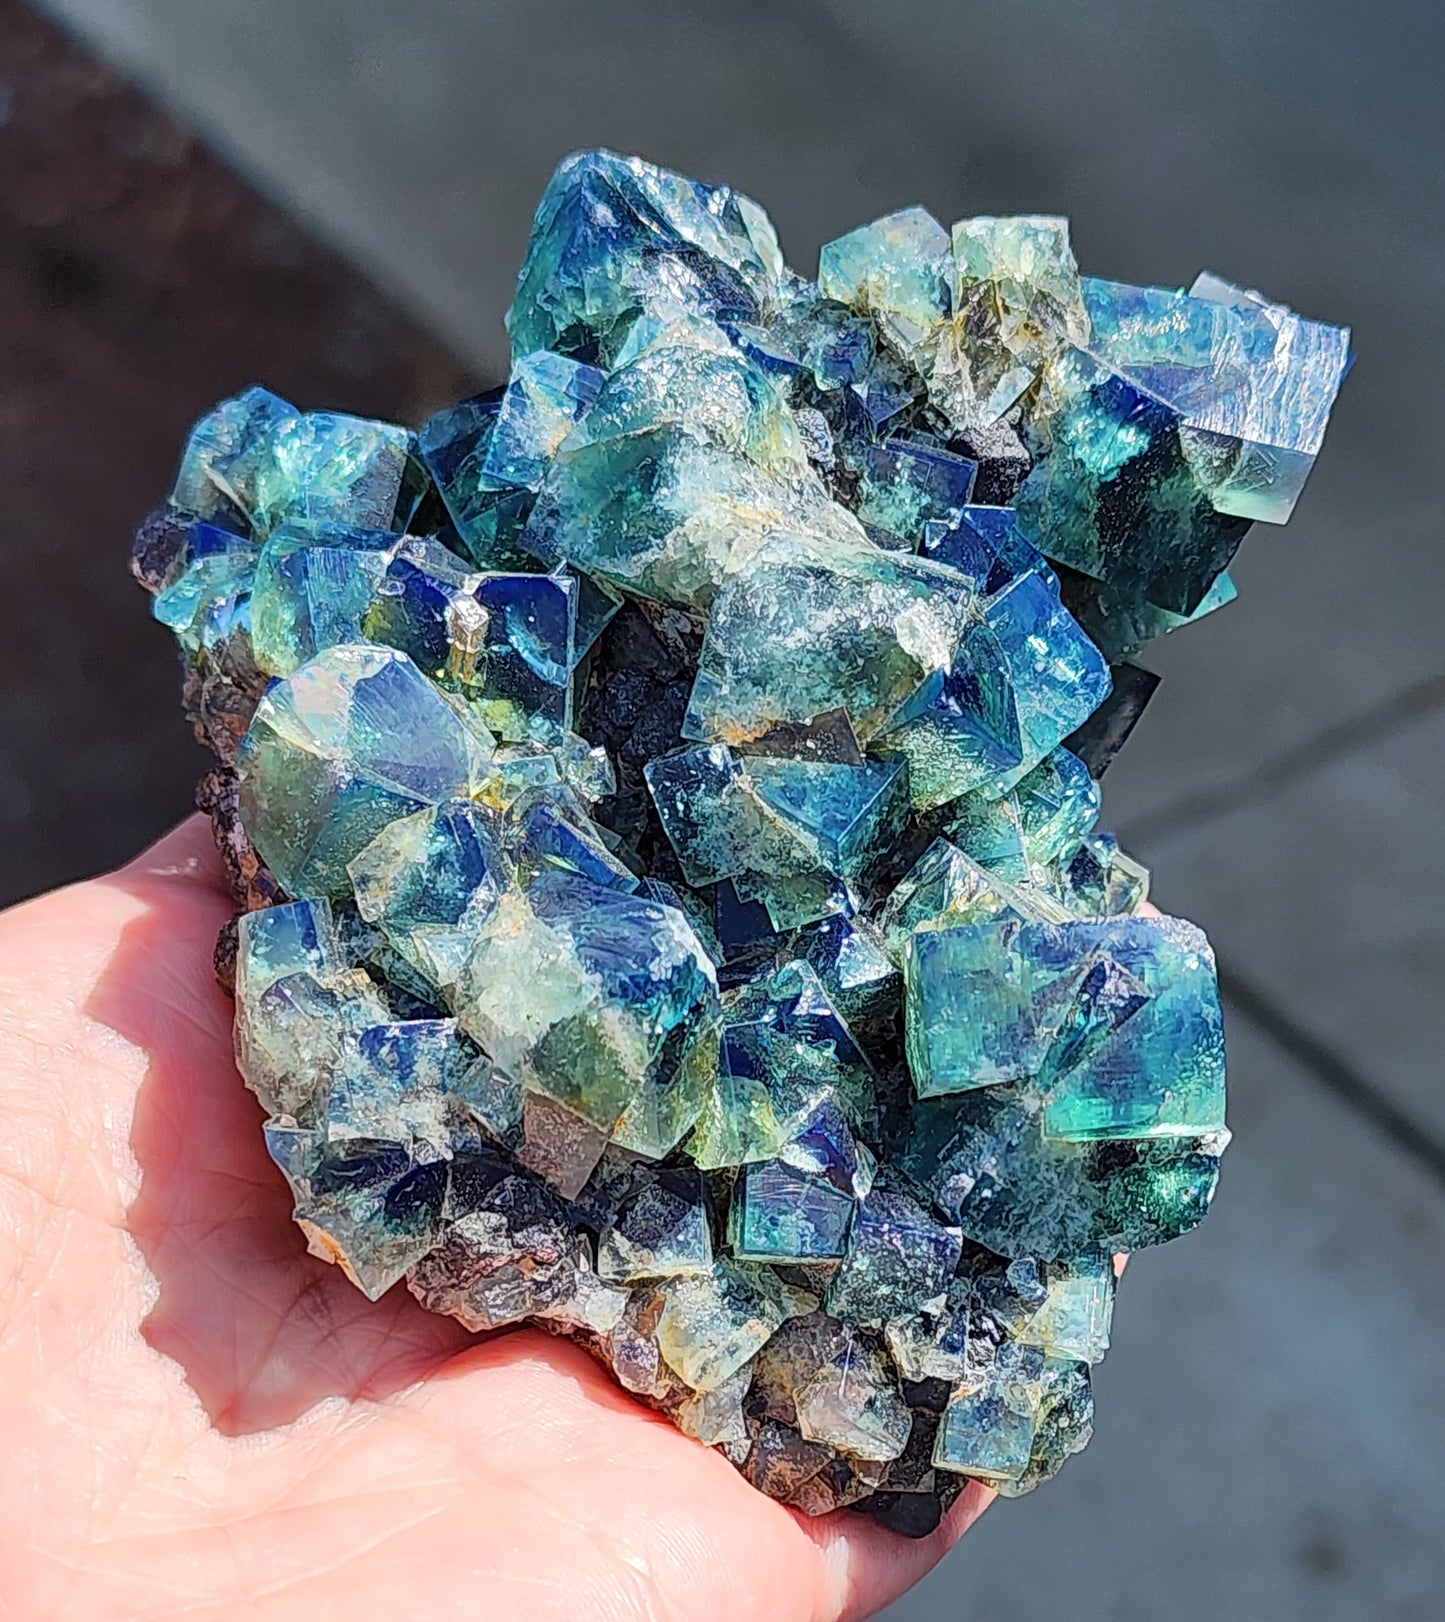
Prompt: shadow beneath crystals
<box><xmin>85</xmin><ymin>830</ymin><xmax>473</xmax><ymax>1436</ymax></box>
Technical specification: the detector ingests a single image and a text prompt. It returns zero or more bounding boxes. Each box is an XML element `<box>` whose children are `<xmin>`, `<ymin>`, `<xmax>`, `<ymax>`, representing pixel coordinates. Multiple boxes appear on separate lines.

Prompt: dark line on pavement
<box><xmin>1223</xmin><ymin>967</ymin><xmax>1445</xmax><ymax>1189</ymax></box>
<box><xmin>1123</xmin><ymin>670</ymin><xmax>1445</xmax><ymax>847</ymax></box>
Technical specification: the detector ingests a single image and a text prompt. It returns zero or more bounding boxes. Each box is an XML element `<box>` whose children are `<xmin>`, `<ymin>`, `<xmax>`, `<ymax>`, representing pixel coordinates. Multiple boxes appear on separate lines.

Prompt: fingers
<box><xmin>120</xmin><ymin>812</ymin><xmax>231</xmax><ymax>899</ymax></box>
<box><xmin>0</xmin><ymin>811</ymin><xmax>236</xmax><ymax>1148</ymax></box>
<box><xmin>804</xmin><ymin>1478</ymin><xmax>994</xmax><ymax>1622</ymax></box>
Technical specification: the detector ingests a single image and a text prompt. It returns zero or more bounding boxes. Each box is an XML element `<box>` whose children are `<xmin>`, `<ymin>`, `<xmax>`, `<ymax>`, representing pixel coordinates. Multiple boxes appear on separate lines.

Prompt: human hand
<box><xmin>0</xmin><ymin>817</ymin><xmax>989</xmax><ymax>1621</ymax></box>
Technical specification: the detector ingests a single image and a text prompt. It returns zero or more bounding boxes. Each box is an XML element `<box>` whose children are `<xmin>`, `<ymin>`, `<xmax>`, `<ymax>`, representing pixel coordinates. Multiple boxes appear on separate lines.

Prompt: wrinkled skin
<box><xmin>0</xmin><ymin>817</ymin><xmax>989</xmax><ymax>1621</ymax></box>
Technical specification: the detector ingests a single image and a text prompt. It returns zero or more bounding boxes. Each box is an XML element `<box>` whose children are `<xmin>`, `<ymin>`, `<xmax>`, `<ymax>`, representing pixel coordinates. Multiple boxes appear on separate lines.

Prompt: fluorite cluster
<box><xmin>133</xmin><ymin>150</ymin><xmax>1348</xmax><ymax>1535</ymax></box>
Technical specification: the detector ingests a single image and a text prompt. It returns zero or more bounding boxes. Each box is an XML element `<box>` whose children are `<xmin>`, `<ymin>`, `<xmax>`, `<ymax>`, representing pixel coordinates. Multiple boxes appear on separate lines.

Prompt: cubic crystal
<box><xmin>137</xmin><ymin>147</ymin><xmax>1349</xmax><ymax>1528</ymax></box>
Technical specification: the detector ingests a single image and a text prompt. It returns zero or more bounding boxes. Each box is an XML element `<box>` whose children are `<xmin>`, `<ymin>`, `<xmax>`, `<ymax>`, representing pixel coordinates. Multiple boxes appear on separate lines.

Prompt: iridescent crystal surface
<box><xmin>133</xmin><ymin>149</ymin><xmax>1349</xmax><ymax>1535</ymax></box>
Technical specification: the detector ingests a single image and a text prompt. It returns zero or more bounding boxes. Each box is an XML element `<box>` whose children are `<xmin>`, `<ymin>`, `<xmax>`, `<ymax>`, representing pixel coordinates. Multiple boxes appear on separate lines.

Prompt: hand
<box><xmin>0</xmin><ymin>817</ymin><xmax>988</xmax><ymax>1621</ymax></box>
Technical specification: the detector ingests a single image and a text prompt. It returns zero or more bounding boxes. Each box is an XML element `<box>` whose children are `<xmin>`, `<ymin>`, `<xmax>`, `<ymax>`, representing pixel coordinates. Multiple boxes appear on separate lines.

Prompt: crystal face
<box><xmin>134</xmin><ymin>148</ymin><xmax>1349</xmax><ymax>1536</ymax></box>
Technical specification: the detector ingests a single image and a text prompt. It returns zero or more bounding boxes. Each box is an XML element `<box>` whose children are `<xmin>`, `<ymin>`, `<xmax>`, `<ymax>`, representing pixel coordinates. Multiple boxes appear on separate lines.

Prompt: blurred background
<box><xmin>4</xmin><ymin>1</ymin><xmax>1443</xmax><ymax>1616</ymax></box>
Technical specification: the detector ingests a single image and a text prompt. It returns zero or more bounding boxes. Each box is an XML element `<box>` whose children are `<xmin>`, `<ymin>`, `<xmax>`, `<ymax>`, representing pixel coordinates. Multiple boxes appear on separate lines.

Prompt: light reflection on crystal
<box><xmin>136</xmin><ymin>147</ymin><xmax>1349</xmax><ymax>1532</ymax></box>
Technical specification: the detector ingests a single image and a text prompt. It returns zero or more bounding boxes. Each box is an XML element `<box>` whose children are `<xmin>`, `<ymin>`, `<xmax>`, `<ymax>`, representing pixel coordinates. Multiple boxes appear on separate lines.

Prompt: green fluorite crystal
<box><xmin>905</xmin><ymin>916</ymin><xmax>1225</xmax><ymax>1144</ymax></box>
<box><xmin>507</xmin><ymin>149</ymin><xmax>787</xmax><ymax>367</ymax></box>
<box><xmin>170</xmin><ymin>385</ymin><xmax>296</xmax><ymax>528</ymax></box>
<box><xmin>685</xmin><ymin>529</ymin><xmax>974</xmax><ymax>746</ymax></box>
<box><xmin>135</xmin><ymin>147</ymin><xmax>1351</xmax><ymax>1534</ymax></box>
<box><xmin>252</xmin><ymin>411</ymin><xmax>429</xmax><ymax>539</ymax></box>
<box><xmin>238</xmin><ymin>644</ymin><xmax>496</xmax><ymax>898</ymax></box>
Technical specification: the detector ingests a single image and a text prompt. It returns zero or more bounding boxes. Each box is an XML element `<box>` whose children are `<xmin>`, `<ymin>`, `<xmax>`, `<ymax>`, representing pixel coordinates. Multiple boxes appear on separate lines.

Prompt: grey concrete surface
<box><xmin>22</xmin><ymin>2</ymin><xmax>1445</xmax><ymax>1618</ymax></box>
<box><xmin>1136</xmin><ymin>708</ymin><xmax>1445</xmax><ymax>1149</ymax></box>
<box><xmin>36</xmin><ymin>0</ymin><xmax>1445</xmax><ymax>825</ymax></box>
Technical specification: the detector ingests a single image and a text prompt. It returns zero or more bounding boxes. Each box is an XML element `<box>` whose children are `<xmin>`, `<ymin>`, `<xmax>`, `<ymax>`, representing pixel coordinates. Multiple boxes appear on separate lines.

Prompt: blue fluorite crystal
<box><xmin>826</xmin><ymin>1186</ymin><xmax>963</xmax><ymax>1323</ymax></box>
<box><xmin>933</xmin><ymin>1351</ymin><xmax>1043</xmax><ymax>1485</ymax></box>
<box><xmin>598</xmin><ymin>1167</ymin><xmax>713</xmax><ymax>1282</ymax></box>
<box><xmin>237</xmin><ymin>643</ymin><xmax>496</xmax><ymax>897</ymax></box>
<box><xmin>904</xmin><ymin>915</ymin><xmax>1225</xmax><ymax>1143</ymax></box>
<box><xmin>150</xmin><ymin>521</ymin><xmax>259</xmax><ymax>657</ymax></box>
<box><xmin>420</xmin><ymin>353</ymin><xmax>605</xmax><ymax>571</ymax></box>
<box><xmin>507</xmin><ymin>149</ymin><xmax>787</xmax><ymax>367</ymax></box>
<box><xmin>346</xmin><ymin>798</ymin><xmax>508</xmax><ymax>991</ymax></box>
<box><xmin>1015</xmin><ymin>271</ymin><xmax>1349</xmax><ymax>622</ymax></box>
<box><xmin>690</xmin><ymin>959</ymin><xmax>873</xmax><ymax>1168</ymax></box>
<box><xmin>877</xmin><ymin>566</ymin><xmax>1112</xmax><ymax>806</ymax></box>
<box><xmin>138</xmin><ymin>148</ymin><xmax>1351</xmax><ymax>1528</ymax></box>
<box><xmin>456</xmin><ymin>871</ymin><xmax>718</xmax><ymax>1141</ymax></box>
<box><xmin>252</xmin><ymin>411</ymin><xmax>429</xmax><ymax>539</ymax></box>
<box><xmin>418</xmin><ymin>391</ymin><xmax>525</xmax><ymax>568</ymax></box>
<box><xmin>250</xmin><ymin>523</ymin><xmax>396</xmax><ymax>674</ymax></box>
<box><xmin>729</xmin><ymin>1158</ymin><xmax>856</xmax><ymax>1263</ymax></box>
<box><xmin>1084</xmin><ymin>272</ymin><xmax>1351</xmax><ymax>524</ymax></box>
<box><xmin>685</xmin><ymin>530</ymin><xmax>974</xmax><ymax>746</ymax></box>
<box><xmin>644</xmin><ymin>741</ymin><xmax>908</xmax><ymax>921</ymax></box>
<box><xmin>170</xmin><ymin>385</ymin><xmax>296</xmax><ymax>528</ymax></box>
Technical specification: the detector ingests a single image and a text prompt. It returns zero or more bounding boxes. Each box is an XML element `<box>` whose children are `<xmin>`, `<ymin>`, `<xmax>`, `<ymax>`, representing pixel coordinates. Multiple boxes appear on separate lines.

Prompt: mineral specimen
<box><xmin>133</xmin><ymin>148</ymin><xmax>1349</xmax><ymax>1535</ymax></box>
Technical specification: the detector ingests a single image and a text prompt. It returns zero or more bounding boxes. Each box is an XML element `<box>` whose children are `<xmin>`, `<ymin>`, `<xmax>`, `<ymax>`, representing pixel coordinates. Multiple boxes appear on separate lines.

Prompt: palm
<box><xmin>0</xmin><ymin>818</ymin><xmax>985</xmax><ymax>1620</ymax></box>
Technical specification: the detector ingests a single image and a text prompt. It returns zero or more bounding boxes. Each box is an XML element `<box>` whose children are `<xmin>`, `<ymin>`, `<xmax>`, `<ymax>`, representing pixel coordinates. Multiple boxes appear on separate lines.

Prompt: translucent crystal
<box><xmin>525</xmin><ymin>330</ymin><xmax>847</xmax><ymax>612</ymax></box>
<box><xmin>920</xmin><ymin>502</ymin><xmax>1054</xmax><ymax>594</ymax></box>
<box><xmin>826</xmin><ymin>1187</ymin><xmax>963</xmax><ymax>1324</ymax></box>
<box><xmin>170</xmin><ymin>384</ymin><xmax>296</xmax><ymax>527</ymax></box>
<box><xmin>1085</xmin><ymin>272</ymin><xmax>1351</xmax><ymax>524</ymax></box>
<box><xmin>944</xmin><ymin>747</ymin><xmax>1100</xmax><ymax>884</ymax></box>
<box><xmin>234</xmin><ymin>898</ymin><xmax>390</xmax><ymax>1116</ymax></box>
<box><xmin>905</xmin><ymin>916</ymin><xmax>1226</xmax><ymax>1141</ymax></box>
<box><xmin>790</xmin><ymin>1321</ymin><xmax>913</xmax><ymax>1463</ymax></box>
<box><xmin>645</xmin><ymin>741</ymin><xmax>908</xmax><ymax>911</ymax></box>
<box><xmin>903</xmin><ymin>1083</ymin><xmax>1229</xmax><ymax>1258</ymax></box>
<box><xmin>507</xmin><ymin>149</ymin><xmax>787</xmax><ymax>367</ymax></box>
<box><xmin>1056</xmin><ymin>833</ymin><xmax>1151</xmax><ymax>918</ymax></box>
<box><xmin>1062</xmin><ymin>563</ymin><xmax>1238</xmax><ymax>664</ymax></box>
<box><xmin>135</xmin><ymin>148</ymin><xmax>1351</xmax><ymax>1523</ymax></box>
<box><xmin>250</xmin><ymin>523</ymin><xmax>396</xmax><ymax>675</ymax></box>
<box><xmin>597</xmin><ymin>1168</ymin><xmax>713</xmax><ymax>1282</ymax></box>
<box><xmin>516</xmin><ymin>1090</ymin><xmax>610</xmax><ymax>1198</ymax></box>
<box><xmin>933</xmin><ymin>1357</ymin><xmax>1040</xmax><ymax>1484</ymax></box>
<box><xmin>992</xmin><ymin>1354</ymin><xmax>1095</xmax><ymax>1497</ymax></box>
<box><xmin>876</xmin><ymin>568</ymin><xmax>1111</xmax><ymax>807</ymax></box>
<box><xmin>1014</xmin><ymin>1256</ymin><xmax>1115</xmax><ymax>1364</ymax></box>
<box><xmin>690</xmin><ymin>960</ymin><xmax>873</xmax><ymax>1169</ymax></box>
<box><xmin>819</xmin><ymin>209</ymin><xmax>1088</xmax><ymax>435</ymax></box>
<box><xmin>644</xmin><ymin>743</ymin><xmax>815</xmax><ymax>887</ymax></box>
<box><xmin>384</xmin><ymin>541</ymin><xmax>577</xmax><ymax>734</ymax></box>
<box><xmin>934</xmin><ymin>215</ymin><xmax>1089</xmax><ymax>431</ymax></box>
<box><xmin>237</xmin><ymin>643</ymin><xmax>495</xmax><ymax>898</ymax></box>
<box><xmin>274</xmin><ymin>1126</ymin><xmax>449</xmax><ymax>1302</ymax></box>
<box><xmin>819</xmin><ymin>206</ymin><xmax>952</xmax><ymax>349</ymax></box>
<box><xmin>729</xmin><ymin>1158</ymin><xmax>856</xmax><ymax>1263</ymax></box>
<box><xmin>252</xmin><ymin>411</ymin><xmax>428</xmax><ymax>539</ymax></box>
<box><xmin>885</xmin><ymin>1280</ymin><xmax>972</xmax><ymax>1385</ymax></box>
<box><xmin>418</xmin><ymin>390</ymin><xmax>528</xmax><ymax>569</ymax></box>
<box><xmin>1016</xmin><ymin>349</ymin><xmax>1250</xmax><ymax>618</ymax></box>
<box><xmin>795</xmin><ymin>914</ymin><xmax>901</xmax><ymax>1036</ymax></box>
<box><xmin>656</xmin><ymin>1258</ymin><xmax>814</xmax><ymax>1392</ymax></box>
<box><xmin>456</xmin><ymin>873</ymin><xmax>718</xmax><ymax>1139</ymax></box>
<box><xmin>851</xmin><ymin>437</ymin><xmax>977</xmax><ymax>549</ymax></box>
<box><xmin>880</xmin><ymin>837</ymin><xmax>1067</xmax><ymax>962</ymax></box>
<box><xmin>685</xmin><ymin>530</ymin><xmax>974</xmax><ymax>746</ymax></box>
<box><xmin>151</xmin><ymin>522</ymin><xmax>259</xmax><ymax>657</ymax></box>
<box><xmin>347</xmin><ymin>798</ymin><xmax>509</xmax><ymax>992</ymax></box>
<box><xmin>419</xmin><ymin>353</ymin><xmax>604</xmax><ymax>571</ymax></box>
<box><xmin>506</xmin><ymin>785</ymin><xmax>637</xmax><ymax>892</ymax></box>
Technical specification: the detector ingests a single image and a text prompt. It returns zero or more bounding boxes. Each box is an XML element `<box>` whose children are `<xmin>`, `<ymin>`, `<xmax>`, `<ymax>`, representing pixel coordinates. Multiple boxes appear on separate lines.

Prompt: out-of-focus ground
<box><xmin>0</xmin><ymin>3</ymin><xmax>476</xmax><ymax>905</ymax></box>
<box><xmin>12</xmin><ymin>3</ymin><xmax>1445</xmax><ymax>1618</ymax></box>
